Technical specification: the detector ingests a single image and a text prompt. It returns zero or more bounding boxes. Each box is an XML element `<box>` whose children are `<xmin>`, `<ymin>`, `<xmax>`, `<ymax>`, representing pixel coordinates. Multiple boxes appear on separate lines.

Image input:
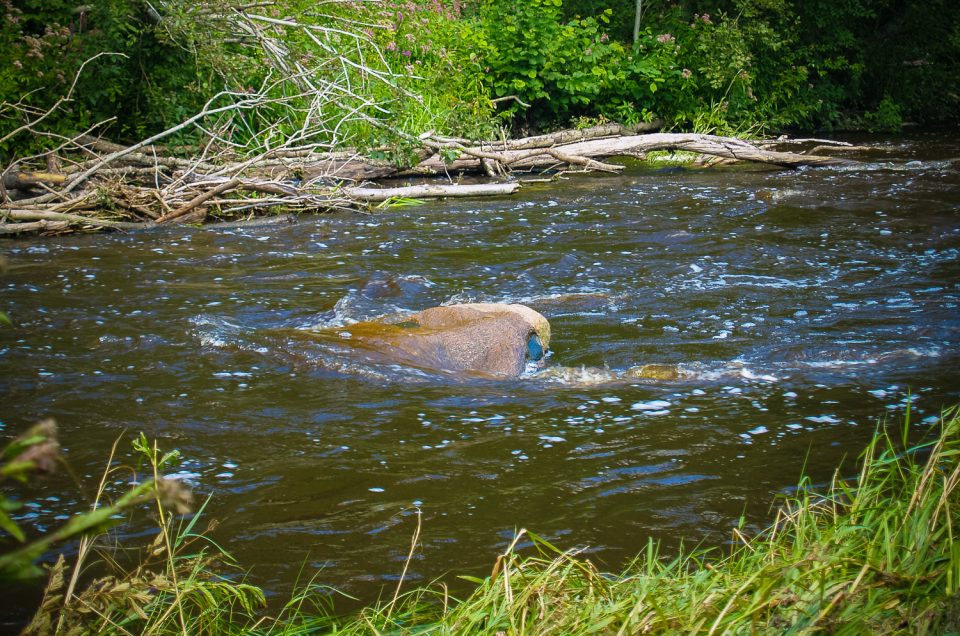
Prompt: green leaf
<box><xmin>650</xmin><ymin>82</ymin><xmax>658</xmax><ymax>93</ymax></box>
<box><xmin>457</xmin><ymin>575</ymin><xmax>486</xmax><ymax>584</ymax></box>
<box><xmin>0</xmin><ymin>508</ymin><xmax>25</xmax><ymax>543</ymax></box>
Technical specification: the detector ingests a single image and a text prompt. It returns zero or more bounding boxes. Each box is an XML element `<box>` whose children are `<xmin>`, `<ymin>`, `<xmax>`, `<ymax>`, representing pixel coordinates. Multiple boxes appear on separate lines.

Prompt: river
<box><xmin>1</xmin><ymin>133</ymin><xmax>959</xmax><ymax>619</ymax></box>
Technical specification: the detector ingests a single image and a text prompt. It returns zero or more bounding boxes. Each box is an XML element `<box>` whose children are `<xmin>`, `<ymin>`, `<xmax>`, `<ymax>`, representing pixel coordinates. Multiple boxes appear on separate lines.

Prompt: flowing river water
<box><xmin>2</xmin><ymin>133</ymin><xmax>959</xmax><ymax>619</ymax></box>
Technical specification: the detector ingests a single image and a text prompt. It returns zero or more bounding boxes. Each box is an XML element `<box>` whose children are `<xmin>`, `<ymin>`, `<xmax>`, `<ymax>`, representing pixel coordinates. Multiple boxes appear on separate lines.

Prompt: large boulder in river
<box><xmin>326</xmin><ymin>303</ymin><xmax>551</xmax><ymax>378</ymax></box>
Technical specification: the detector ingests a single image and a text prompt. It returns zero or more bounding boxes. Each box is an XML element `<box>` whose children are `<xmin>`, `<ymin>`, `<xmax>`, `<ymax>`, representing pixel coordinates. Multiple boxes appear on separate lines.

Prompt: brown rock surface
<box><xmin>322</xmin><ymin>303</ymin><xmax>551</xmax><ymax>378</ymax></box>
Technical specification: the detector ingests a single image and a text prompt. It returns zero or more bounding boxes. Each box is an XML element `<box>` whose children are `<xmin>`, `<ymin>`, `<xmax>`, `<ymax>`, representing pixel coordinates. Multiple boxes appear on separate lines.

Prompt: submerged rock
<box><xmin>624</xmin><ymin>364</ymin><xmax>685</xmax><ymax>381</ymax></box>
<box><xmin>532</xmin><ymin>366</ymin><xmax>620</xmax><ymax>386</ymax></box>
<box><xmin>534</xmin><ymin>363</ymin><xmax>689</xmax><ymax>386</ymax></box>
<box><xmin>315</xmin><ymin>303</ymin><xmax>551</xmax><ymax>378</ymax></box>
<box><xmin>302</xmin><ymin>302</ymin><xmax>692</xmax><ymax>384</ymax></box>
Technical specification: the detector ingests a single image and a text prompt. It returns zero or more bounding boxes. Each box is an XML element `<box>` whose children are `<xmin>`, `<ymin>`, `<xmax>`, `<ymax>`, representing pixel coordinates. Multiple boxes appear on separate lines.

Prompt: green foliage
<box><xmin>0</xmin><ymin>420</ymin><xmax>61</xmax><ymax>579</ymax></box>
<box><xmin>0</xmin><ymin>424</ymin><xmax>199</xmax><ymax>584</ymax></box>
<box><xmin>470</xmin><ymin>1</ymin><xmax>821</xmax><ymax>133</ymax></box>
<box><xmin>0</xmin><ymin>0</ymin><xmax>217</xmax><ymax>158</ymax></box>
<box><xmin>369</xmin><ymin>1</ymin><xmax>496</xmax><ymax>140</ymax></box>
<box><xmin>474</xmin><ymin>0</ymin><xmax>958</xmax><ymax>133</ymax></box>
<box><xmin>1</xmin><ymin>0</ymin><xmax>957</xmax><ymax>166</ymax></box>
<box><xmin>0</xmin><ymin>428</ymin><xmax>262</xmax><ymax>634</ymax></box>
<box><xmin>809</xmin><ymin>0</ymin><xmax>952</xmax><ymax>128</ymax></box>
<box><xmin>863</xmin><ymin>95</ymin><xmax>903</xmax><ymax>133</ymax></box>
<box><xmin>475</xmin><ymin>0</ymin><xmax>676</xmax><ymax>130</ymax></box>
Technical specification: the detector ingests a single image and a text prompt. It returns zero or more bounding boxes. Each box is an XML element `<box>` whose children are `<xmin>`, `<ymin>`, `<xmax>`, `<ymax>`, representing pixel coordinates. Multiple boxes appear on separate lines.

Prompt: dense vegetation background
<box><xmin>2</xmin><ymin>0</ymin><xmax>958</xmax><ymax>161</ymax></box>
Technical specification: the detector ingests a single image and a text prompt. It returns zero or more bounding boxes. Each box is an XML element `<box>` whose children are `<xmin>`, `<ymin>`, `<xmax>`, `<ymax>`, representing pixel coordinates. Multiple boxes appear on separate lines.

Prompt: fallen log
<box><xmin>2</xmin><ymin>171</ymin><xmax>68</xmax><ymax>190</ymax></box>
<box><xmin>344</xmin><ymin>182</ymin><xmax>520</xmax><ymax>203</ymax></box>
<box><xmin>409</xmin><ymin>132</ymin><xmax>852</xmax><ymax>175</ymax></box>
<box><xmin>4</xmin><ymin>209</ymin><xmax>147</xmax><ymax>230</ymax></box>
<box><xmin>473</xmin><ymin>120</ymin><xmax>664</xmax><ymax>151</ymax></box>
<box><xmin>1</xmin><ymin>127</ymin><xmax>859</xmax><ymax>236</ymax></box>
<box><xmin>219</xmin><ymin>154</ymin><xmax>400</xmax><ymax>183</ymax></box>
<box><xmin>0</xmin><ymin>220</ymin><xmax>70</xmax><ymax>234</ymax></box>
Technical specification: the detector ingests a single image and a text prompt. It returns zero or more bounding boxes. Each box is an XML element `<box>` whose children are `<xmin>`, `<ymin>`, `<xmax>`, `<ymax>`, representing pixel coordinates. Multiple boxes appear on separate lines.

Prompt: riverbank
<box><xmin>0</xmin><ymin>126</ymin><xmax>857</xmax><ymax>237</ymax></box>
<box><xmin>21</xmin><ymin>406</ymin><xmax>960</xmax><ymax>634</ymax></box>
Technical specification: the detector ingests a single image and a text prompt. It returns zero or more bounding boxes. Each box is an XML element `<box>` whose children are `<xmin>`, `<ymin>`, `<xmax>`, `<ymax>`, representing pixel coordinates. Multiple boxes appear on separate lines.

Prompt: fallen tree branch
<box><xmin>2</xmin><ymin>171</ymin><xmax>68</xmax><ymax>190</ymax></box>
<box><xmin>490</xmin><ymin>95</ymin><xmax>531</xmax><ymax>108</ymax></box>
<box><xmin>4</xmin><ymin>209</ymin><xmax>147</xmax><ymax>230</ymax></box>
<box><xmin>542</xmin><ymin>148</ymin><xmax>622</xmax><ymax>172</ymax></box>
<box><xmin>158</xmin><ymin>178</ymin><xmax>242</xmax><ymax>223</ymax></box>
<box><xmin>344</xmin><ymin>182</ymin><xmax>520</xmax><ymax>203</ymax></box>
<box><xmin>0</xmin><ymin>220</ymin><xmax>70</xmax><ymax>234</ymax></box>
<box><xmin>484</xmin><ymin>121</ymin><xmax>664</xmax><ymax>151</ymax></box>
<box><xmin>410</xmin><ymin>132</ymin><xmax>852</xmax><ymax>175</ymax></box>
<box><xmin>2</xmin><ymin>123</ymin><xmax>859</xmax><ymax>236</ymax></box>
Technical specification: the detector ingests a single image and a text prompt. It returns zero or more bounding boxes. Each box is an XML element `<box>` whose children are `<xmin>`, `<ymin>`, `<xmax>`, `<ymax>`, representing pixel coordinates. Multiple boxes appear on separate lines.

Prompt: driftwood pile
<box><xmin>0</xmin><ymin>123</ymin><xmax>856</xmax><ymax>236</ymax></box>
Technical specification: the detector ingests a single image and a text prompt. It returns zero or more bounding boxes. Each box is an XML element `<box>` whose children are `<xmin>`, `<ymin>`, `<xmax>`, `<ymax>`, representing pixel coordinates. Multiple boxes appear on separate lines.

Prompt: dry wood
<box><xmin>2</xmin><ymin>171</ymin><xmax>68</xmax><ymax>190</ymax></box>
<box><xmin>0</xmin><ymin>220</ymin><xmax>70</xmax><ymax>234</ymax></box>
<box><xmin>2</xmin><ymin>123</ymin><xmax>858</xmax><ymax>236</ymax></box>
<box><xmin>344</xmin><ymin>182</ymin><xmax>520</xmax><ymax>203</ymax></box>
<box><xmin>159</xmin><ymin>178</ymin><xmax>242</xmax><ymax>223</ymax></box>
<box><xmin>541</xmin><ymin>148</ymin><xmax>622</xmax><ymax>172</ymax></box>
<box><xmin>410</xmin><ymin>132</ymin><xmax>851</xmax><ymax>175</ymax></box>
<box><xmin>482</xmin><ymin>120</ymin><xmax>663</xmax><ymax>151</ymax></box>
<box><xmin>809</xmin><ymin>145</ymin><xmax>875</xmax><ymax>155</ymax></box>
<box><xmin>4</xmin><ymin>209</ymin><xmax>146</xmax><ymax>230</ymax></box>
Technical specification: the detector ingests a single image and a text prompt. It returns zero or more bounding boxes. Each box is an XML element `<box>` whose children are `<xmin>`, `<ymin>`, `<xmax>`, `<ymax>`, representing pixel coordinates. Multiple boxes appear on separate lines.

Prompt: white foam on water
<box><xmin>631</xmin><ymin>400</ymin><xmax>672</xmax><ymax>412</ymax></box>
<box><xmin>740</xmin><ymin>368</ymin><xmax>779</xmax><ymax>382</ymax></box>
<box><xmin>806</xmin><ymin>415</ymin><xmax>841</xmax><ymax>424</ymax></box>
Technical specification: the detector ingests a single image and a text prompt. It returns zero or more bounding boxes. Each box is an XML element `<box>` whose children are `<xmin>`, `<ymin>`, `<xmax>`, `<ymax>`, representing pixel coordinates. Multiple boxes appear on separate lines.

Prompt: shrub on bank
<box><xmin>3</xmin><ymin>0</ymin><xmax>958</xmax><ymax>166</ymax></box>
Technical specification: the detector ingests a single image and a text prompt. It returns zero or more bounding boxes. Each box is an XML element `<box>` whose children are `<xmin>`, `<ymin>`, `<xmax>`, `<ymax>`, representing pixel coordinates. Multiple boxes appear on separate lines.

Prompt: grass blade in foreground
<box><xmin>31</xmin><ymin>407</ymin><xmax>960</xmax><ymax>634</ymax></box>
<box><xmin>334</xmin><ymin>407</ymin><xmax>960</xmax><ymax>635</ymax></box>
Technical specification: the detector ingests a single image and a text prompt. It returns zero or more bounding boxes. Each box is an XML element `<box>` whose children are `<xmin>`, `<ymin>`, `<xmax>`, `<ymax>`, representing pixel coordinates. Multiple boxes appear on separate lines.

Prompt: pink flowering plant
<box><xmin>361</xmin><ymin>0</ymin><xmax>496</xmax><ymax>140</ymax></box>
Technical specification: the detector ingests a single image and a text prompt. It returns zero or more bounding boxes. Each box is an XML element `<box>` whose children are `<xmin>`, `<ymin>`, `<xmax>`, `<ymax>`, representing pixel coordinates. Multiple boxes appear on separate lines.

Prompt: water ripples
<box><xmin>1</xmin><ymin>136</ymin><xmax>958</xmax><ymax>603</ymax></box>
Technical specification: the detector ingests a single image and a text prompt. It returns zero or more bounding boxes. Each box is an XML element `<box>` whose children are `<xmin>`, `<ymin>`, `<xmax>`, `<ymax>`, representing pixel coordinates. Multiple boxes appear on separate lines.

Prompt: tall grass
<box><xmin>28</xmin><ymin>407</ymin><xmax>960</xmax><ymax>635</ymax></box>
<box><xmin>21</xmin><ymin>435</ymin><xmax>265</xmax><ymax>636</ymax></box>
<box><xmin>321</xmin><ymin>406</ymin><xmax>960</xmax><ymax>635</ymax></box>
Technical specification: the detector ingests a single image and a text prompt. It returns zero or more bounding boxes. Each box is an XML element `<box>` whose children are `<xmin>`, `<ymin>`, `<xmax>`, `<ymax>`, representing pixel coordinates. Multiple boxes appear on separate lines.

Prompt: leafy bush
<box><xmin>0</xmin><ymin>0</ymin><xmax>495</xmax><ymax>164</ymax></box>
<box><xmin>863</xmin><ymin>95</ymin><xmax>903</xmax><ymax>133</ymax></box>
<box><xmin>0</xmin><ymin>0</ymin><xmax>223</xmax><ymax>157</ymax></box>
<box><xmin>475</xmin><ymin>0</ymin><xmax>686</xmax><ymax>131</ymax></box>
<box><xmin>353</xmin><ymin>0</ymin><xmax>497</xmax><ymax>148</ymax></box>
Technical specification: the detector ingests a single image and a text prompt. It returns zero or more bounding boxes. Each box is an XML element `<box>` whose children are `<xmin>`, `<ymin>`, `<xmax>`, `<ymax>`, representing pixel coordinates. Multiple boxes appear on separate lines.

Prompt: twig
<box><xmin>57</xmin><ymin>92</ymin><xmax>267</xmax><ymax>198</ymax></box>
<box><xmin>158</xmin><ymin>178</ymin><xmax>242</xmax><ymax>223</ymax></box>
<box><xmin>491</xmin><ymin>95</ymin><xmax>532</xmax><ymax>108</ymax></box>
<box><xmin>387</xmin><ymin>506</ymin><xmax>422</xmax><ymax>614</ymax></box>
<box><xmin>0</xmin><ymin>52</ymin><xmax>125</xmax><ymax>146</ymax></box>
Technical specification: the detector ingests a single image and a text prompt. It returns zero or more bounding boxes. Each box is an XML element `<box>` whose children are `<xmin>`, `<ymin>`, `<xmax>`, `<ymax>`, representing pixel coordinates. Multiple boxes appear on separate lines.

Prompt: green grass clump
<box><xmin>331</xmin><ymin>407</ymin><xmax>960</xmax><ymax>635</ymax></box>
<box><xmin>26</xmin><ymin>407</ymin><xmax>960</xmax><ymax>634</ymax></box>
